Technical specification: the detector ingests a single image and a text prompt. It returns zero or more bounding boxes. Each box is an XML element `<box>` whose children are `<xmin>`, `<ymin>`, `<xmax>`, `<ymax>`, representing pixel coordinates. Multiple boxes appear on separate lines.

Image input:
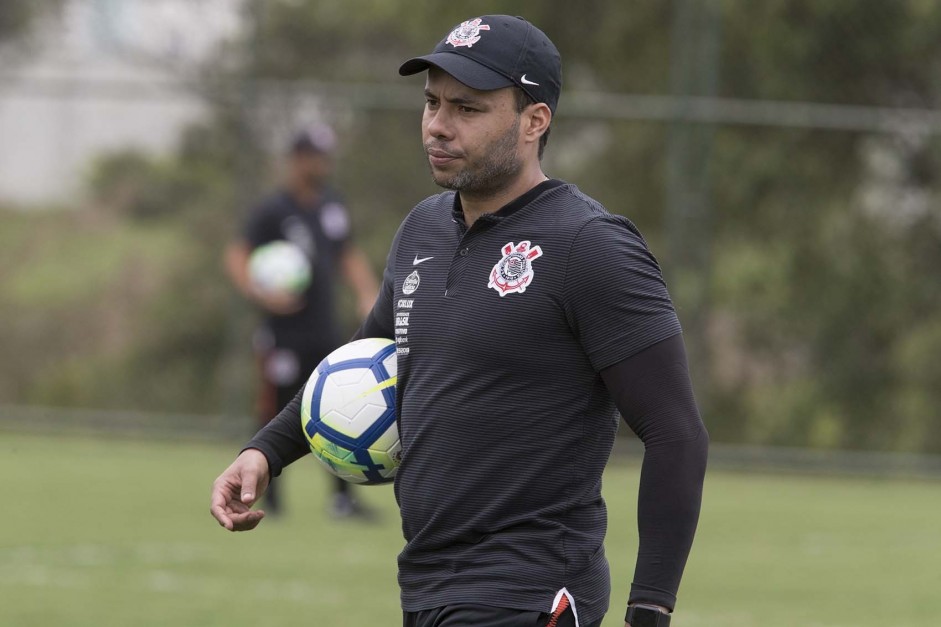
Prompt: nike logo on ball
<box><xmin>413</xmin><ymin>255</ymin><xmax>434</xmax><ymax>265</ymax></box>
<box><xmin>520</xmin><ymin>74</ymin><xmax>539</xmax><ymax>86</ymax></box>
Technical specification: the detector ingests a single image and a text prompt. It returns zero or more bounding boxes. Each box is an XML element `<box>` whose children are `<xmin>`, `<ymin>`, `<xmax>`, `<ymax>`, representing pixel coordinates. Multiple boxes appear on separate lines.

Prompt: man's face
<box><xmin>422</xmin><ymin>67</ymin><xmax>524</xmax><ymax>196</ymax></box>
<box><xmin>289</xmin><ymin>151</ymin><xmax>332</xmax><ymax>189</ymax></box>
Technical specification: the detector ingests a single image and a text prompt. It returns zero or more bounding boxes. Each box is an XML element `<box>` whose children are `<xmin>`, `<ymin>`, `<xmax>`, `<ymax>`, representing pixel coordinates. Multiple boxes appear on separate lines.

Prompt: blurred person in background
<box><xmin>224</xmin><ymin>124</ymin><xmax>379</xmax><ymax>519</ymax></box>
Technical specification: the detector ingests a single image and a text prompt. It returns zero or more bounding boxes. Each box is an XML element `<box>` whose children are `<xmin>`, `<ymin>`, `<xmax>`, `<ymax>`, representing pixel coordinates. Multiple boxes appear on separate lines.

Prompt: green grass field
<box><xmin>1</xmin><ymin>433</ymin><xmax>939</xmax><ymax>626</ymax></box>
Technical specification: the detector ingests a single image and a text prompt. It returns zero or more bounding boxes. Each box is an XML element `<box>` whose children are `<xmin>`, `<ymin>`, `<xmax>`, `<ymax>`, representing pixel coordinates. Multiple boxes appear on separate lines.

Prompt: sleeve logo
<box><xmin>402</xmin><ymin>270</ymin><xmax>421</xmax><ymax>295</ymax></box>
<box><xmin>488</xmin><ymin>240</ymin><xmax>543</xmax><ymax>297</ymax></box>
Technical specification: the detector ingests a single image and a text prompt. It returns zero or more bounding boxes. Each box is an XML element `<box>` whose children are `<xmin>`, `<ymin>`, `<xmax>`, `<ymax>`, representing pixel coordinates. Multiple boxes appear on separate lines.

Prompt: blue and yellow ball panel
<box><xmin>301</xmin><ymin>338</ymin><xmax>399</xmax><ymax>485</ymax></box>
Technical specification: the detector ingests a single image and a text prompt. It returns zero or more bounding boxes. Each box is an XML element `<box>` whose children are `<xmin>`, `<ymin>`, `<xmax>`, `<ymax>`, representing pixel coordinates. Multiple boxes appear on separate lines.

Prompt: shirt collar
<box><xmin>451</xmin><ymin>179</ymin><xmax>565</xmax><ymax>226</ymax></box>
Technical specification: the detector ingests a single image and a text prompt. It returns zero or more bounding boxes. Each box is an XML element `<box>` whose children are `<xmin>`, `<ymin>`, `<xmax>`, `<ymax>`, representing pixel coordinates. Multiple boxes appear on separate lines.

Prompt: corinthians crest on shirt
<box><xmin>488</xmin><ymin>241</ymin><xmax>543</xmax><ymax>297</ymax></box>
<box><xmin>446</xmin><ymin>18</ymin><xmax>490</xmax><ymax>48</ymax></box>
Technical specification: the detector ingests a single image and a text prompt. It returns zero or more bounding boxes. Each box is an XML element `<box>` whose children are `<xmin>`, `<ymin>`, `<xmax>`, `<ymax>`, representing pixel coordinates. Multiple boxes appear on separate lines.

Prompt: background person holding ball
<box><xmin>224</xmin><ymin>124</ymin><xmax>379</xmax><ymax>519</ymax></box>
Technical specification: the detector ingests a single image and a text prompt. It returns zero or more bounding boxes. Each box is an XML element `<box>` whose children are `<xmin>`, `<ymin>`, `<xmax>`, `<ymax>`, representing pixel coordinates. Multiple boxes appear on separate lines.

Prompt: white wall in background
<box><xmin>0</xmin><ymin>0</ymin><xmax>242</xmax><ymax>206</ymax></box>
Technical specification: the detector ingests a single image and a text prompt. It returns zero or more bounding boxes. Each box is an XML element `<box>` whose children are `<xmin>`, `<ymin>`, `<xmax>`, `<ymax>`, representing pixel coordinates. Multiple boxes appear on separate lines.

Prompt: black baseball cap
<box><xmin>289</xmin><ymin>124</ymin><xmax>337</xmax><ymax>155</ymax></box>
<box><xmin>399</xmin><ymin>15</ymin><xmax>562</xmax><ymax>114</ymax></box>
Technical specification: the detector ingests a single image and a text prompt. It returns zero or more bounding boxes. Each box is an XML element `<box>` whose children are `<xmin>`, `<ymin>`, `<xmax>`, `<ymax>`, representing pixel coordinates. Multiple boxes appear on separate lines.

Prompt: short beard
<box><xmin>428</xmin><ymin>116</ymin><xmax>523</xmax><ymax>198</ymax></box>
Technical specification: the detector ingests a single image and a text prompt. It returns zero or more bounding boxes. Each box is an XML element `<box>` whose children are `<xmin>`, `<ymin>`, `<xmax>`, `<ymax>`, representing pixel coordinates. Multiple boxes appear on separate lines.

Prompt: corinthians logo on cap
<box><xmin>446</xmin><ymin>18</ymin><xmax>490</xmax><ymax>48</ymax></box>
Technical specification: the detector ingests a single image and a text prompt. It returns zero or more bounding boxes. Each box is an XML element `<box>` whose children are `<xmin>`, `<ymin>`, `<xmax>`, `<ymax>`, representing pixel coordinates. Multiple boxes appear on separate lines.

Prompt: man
<box><xmin>224</xmin><ymin>124</ymin><xmax>378</xmax><ymax>518</ymax></box>
<box><xmin>212</xmin><ymin>16</ymin><xmax>708</xmax><ymax>627</ymax></box>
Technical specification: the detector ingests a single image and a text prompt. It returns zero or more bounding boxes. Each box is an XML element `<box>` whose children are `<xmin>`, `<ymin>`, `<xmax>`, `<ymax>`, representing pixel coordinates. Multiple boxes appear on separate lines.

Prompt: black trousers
<box><xmin>404</xmin><ymin>603</ymin><xmax>603</xmax><ymax>627</ymax></box>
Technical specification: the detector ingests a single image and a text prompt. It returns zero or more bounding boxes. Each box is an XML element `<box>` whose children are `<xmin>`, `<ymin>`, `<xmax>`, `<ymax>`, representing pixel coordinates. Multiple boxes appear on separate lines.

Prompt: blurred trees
<box><xmin>2</xmin><ymin>0</ymin><xmax>940</xmax><ymax>453</ymax></box>
<box><xmin>0</xmin><ymin>1</ymin><xmax>63</xmax><ymax>52</ymax></box>
<box><xmin>0</xmin><ymin>2</ymin><xmax>45</xmax><ymax>43</ymax></box>
<box><xmin>707</xmin><ymin>1</ymin><xmax>941</xmax><ymax>450</ymax></box>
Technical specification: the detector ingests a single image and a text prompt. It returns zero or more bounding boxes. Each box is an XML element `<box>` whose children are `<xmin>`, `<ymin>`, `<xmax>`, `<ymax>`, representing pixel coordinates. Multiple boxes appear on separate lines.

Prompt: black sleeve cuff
<box><xmin>628</xmin><ymin>584</ymin><xmax>677</xmax><ymax>612</ymax></box>
<box><xmin>240</xmin><ymin>386</ymin><xmax>311</xmax><ymax>477</ymax></box>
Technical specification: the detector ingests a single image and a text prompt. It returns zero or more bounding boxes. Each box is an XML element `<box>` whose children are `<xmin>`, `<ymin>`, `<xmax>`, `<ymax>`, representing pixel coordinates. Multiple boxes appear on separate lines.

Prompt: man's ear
<box><xmin>523</xmin><ymin>103</ymin><xmax>552</xmax><ymax>145</ymax></box>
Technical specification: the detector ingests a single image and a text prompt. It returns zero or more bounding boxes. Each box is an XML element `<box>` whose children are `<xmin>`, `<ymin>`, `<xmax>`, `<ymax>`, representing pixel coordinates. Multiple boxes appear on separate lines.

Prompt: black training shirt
<box><xmin>369</xmin><ymin>180</ymin><xmax>681</xmax><ymax>623</ymax></box>
<box><xmin>245</xmin><ymin>179</ymin><xmax>702</xmax><ymax>622</ymax></box>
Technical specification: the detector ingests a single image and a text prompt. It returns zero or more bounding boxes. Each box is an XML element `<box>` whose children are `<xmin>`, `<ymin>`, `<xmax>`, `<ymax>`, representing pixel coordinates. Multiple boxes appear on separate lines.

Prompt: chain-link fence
<box><xmin>2</xmin><ymin>0</ymin><xmax>940</xmax><ymax>461</ymax></box>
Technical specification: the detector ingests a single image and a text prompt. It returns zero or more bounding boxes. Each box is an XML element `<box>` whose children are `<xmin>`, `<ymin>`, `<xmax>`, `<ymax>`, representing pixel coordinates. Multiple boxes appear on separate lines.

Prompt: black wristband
<box><xmin>626</xmin><ymin>605</ymin><xmax>671</xmax><ymax>627</ymax></box>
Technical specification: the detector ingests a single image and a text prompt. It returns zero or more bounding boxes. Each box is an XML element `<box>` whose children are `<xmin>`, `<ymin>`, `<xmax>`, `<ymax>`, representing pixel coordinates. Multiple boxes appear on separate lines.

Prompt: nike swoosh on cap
<box><xmin>520</xmin><ymin>74</ymin><xmax>539</xmax><ymax>86</ymax></box>
<box><xmin>413</xmin><ymin>255</ymin><xmax>434</xmax><ymax>265</ymax></box>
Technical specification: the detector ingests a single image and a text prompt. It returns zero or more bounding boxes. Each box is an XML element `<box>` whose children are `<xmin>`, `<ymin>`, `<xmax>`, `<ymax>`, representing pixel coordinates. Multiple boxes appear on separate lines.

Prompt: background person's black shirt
<box><xmin>242</xmin><ymin>189</ymin><xmax>351</xmax><ymax>351</ymax></box>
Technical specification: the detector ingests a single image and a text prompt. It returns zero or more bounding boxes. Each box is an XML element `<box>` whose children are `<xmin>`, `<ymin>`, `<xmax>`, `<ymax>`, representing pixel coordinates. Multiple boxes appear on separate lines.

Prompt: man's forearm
<box><xmin>243</xmin><ymin>387</ymin><xmax>310</xmax><ymax>477</ymax></box>
<box><xmin>630</xmin><ymin>430</ymin><xmax>708</xmax><ymax>609</ymax></box>
<box><xmin>244</xmin><ymin>285</ymin><xmax>395</xmax><ymax>476</ymax></box>
<box><xmin>340</xmin><ymin>246</ymin><xmax>379</xmax><ymax>320</ymax></box>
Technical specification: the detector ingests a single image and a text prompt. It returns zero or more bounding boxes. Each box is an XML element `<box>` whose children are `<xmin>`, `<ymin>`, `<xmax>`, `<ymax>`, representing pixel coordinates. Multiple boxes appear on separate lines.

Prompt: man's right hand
<box><xmin>210</xmin><ymin>449</ymin><xmax>271</xmax><ymax>532</ymax></box>
<box><xmin>253</xmin><ymin>289</ymin><xmax>304</xmax><ymax>315</ymax></box>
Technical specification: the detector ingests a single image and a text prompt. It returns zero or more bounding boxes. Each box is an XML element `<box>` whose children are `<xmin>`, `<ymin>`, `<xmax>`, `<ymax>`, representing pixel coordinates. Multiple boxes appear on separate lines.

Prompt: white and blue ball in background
<box><xmin>248</xmin><ymin>240</ymin><xmax>311</xmax><ymax>297</ymax></box>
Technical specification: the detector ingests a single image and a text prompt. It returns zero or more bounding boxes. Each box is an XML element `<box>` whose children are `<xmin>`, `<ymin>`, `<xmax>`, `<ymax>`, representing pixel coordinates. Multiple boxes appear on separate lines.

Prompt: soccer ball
<box><xmin>301</xmin><ymin>338</ymin><xmax>399</xmax><ymax>485</ymax></box>
<box><xmin>248</xmin><ymin>240</ymin><xmax>311</xmax><ymax>296</ymax></box>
